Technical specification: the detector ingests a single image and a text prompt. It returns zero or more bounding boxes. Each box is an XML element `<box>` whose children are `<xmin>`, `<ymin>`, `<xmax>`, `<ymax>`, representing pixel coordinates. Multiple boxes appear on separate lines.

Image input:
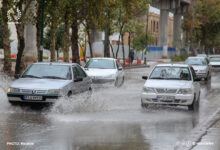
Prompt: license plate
<box><xmin>24</xmin><ymin>96</ymin><xmax>43</xmax><ymax>101</ymax></box>
<box><xmin>157</xmin><ymin>95</ymin><xmax>175</xmax><ymax>101</ymax></box>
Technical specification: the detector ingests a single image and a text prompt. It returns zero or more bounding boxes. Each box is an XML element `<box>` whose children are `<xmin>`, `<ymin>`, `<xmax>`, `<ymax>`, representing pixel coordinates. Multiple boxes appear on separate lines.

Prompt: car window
<box><xmin>185</xmin><ymin>58</ymin><xmax>207</xmax><ymax>65</ymax></box>
<box><xmin>76</xmin><ymin>65</ymin><xmax>87</xmax><ymax>78</ymax></box>
<box><xmin>149</xmin><ymin>66</ymin><xmax>191</xmax><ymax>80</ymax></box>
<box><xmin>190</xmin><ymin>67</ymin><xmax>197</xmax><ymax>80</ymax></box>
<box><xmin>23</xmin><ymin>64</ymin><xmax>72</xmax><ymax>80</ymax></box>
<box><xmin>84</xmin><ymin>59</ymin><xmax>116</xmax><ymax>69</ymax></box>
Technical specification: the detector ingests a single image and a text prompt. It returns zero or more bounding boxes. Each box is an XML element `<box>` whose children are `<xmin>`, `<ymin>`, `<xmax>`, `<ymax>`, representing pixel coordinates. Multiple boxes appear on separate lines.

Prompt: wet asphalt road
<box><xmin>0</xmin><ymin>66</ymin><xmax>220</xmax><ymax>150</ymax></box>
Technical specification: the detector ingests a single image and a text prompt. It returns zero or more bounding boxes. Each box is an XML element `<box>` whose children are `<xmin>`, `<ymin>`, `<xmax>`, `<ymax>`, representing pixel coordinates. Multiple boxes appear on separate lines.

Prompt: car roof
<box><xmin>33</xmin><ymin>62</ymin><xmax>78</xmax><ymax>66</ymax></box>
<box><xmin>209</xmin><ymin>55</ymin><xmax>220</xmax><ymax>58</ymax></box>
<box><xmin>156</xmin><ymin>64</ymin><xmax>189</xmax><ymax>67</ymax></box>
<box><xmin>89</xmin><ymin>57</ymin><xmax>116</xmax><ymax>61</ymax></box>
<box><xmin>187</xmin><ymin>56</ymin><xmax>205</xmax><ymax>59</ymax></box>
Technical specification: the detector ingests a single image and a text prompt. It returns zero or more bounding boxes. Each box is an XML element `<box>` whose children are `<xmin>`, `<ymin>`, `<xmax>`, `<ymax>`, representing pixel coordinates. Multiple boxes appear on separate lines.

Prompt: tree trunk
<box><xmin>2</xmin><ymin>0</ymin><xmax>12</xmax><ymax>74</ymax></box>
<box><xmin>71</xmin><ymin>19</ymin><xmax>80</xmax><ymax>64</ymax></box>
<box><xmin>50</xmin><ymin>18</ymin><xmax>56</xmax><ymax>62</ymax></box>
<box><xmin>106</xmin><ymin>24</ymin><xmax>110</xmax><ymax>57</ymax></box>
<box><xmin>110</xmin><ymin>43</ymin><xmax>115</xmax><ymax>58</ymax></box>
<box><xmin>121</xmin><ymin>33</ymin><xmax>125</xmax><ymax>65</ymax></box>
<box><xmin>64</xmin><ymin>13</ymin><xmax>70</xmax><ymax>62</ymax></box>
<box><xmin>128</xmin><ymin>32</ymin><xmax>131</xmax><ymax>54</ymax></box>
<box><xmin>36</xmin><ymin>1</ymin><xmax>41</xmax><ymax>61</ymax></box>
<box><xmin>15</xmin><ymin>25</ymin><xmax>25</xmax><ymax>75</ymax></box>
<box><xmin>116</xmin><ymin>24</ymin><xmax>124</xmax><ymax>59</ymax></box>
<box><xmin>87</xmin><ymin>29</ymin><xmax>93</xmax><ymax>58</ymax></box>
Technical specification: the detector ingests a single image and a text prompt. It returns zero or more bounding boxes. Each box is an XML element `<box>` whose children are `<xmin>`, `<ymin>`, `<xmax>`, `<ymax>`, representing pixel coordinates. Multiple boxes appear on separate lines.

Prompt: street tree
<box><xmin>1</xmin><ymin>0</ymin><xmax>12</xmax><ymax>74</ymax></box>
<box><xmin>8</xmin><ymin>0</ymin><xmax>33</xmax><ymax>74</ymax></box>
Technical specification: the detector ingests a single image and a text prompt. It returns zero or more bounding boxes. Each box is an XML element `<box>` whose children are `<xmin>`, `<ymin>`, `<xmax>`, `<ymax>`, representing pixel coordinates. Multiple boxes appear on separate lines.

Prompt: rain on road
<box><xmin>0</xmin><ymin>66</ymin><xmax>220</xmax><ymax>150</ymax></box>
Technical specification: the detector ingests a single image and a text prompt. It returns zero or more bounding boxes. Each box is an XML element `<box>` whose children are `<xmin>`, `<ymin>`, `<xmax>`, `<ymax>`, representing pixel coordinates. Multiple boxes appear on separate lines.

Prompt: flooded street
<box><xmin>0</xmin><ymin>67</ymin><xmax>220</xmax><ymax>150</ymax></box>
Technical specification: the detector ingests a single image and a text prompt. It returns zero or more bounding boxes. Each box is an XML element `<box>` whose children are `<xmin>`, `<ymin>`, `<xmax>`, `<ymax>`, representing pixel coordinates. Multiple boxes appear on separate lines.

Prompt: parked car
<box><xmin>84</xmin><ymin>58</ymin><xmax>124</xmax><ymax>87</ymax></box>
<box><xmin>209</xmin><ymin>55</ymin><xmax>220</xmax><ymax>71</ymax></box>
<box><xmin>185</xmin><ymin>57</ymin><xmax>211</xmax><ymax>81</ymax></box>
<box><xmin>197</xmin><ymin>54</ymin><xmax>208</xmax><ymax>59</ymax></box>
<box><xmin>141</xmin><ymin>64</ymin><xmax>200</xmax><ymax>111</ymax></box>
<box><xmin>7</xmin><ymin>62</ymin><xmax>92</xmax><ymax>104</ymax></box>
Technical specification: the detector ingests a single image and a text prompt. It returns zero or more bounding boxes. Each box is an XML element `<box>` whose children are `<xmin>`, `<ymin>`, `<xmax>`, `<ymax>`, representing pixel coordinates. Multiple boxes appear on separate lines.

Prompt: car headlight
<box><xmin>8</xmin><ymin>88</ymin><xmax>20</xmax><ymax>93</ymax></box>
<box><xmin>178</xmin><ymin>88</ymin><xmax>192</xmax><ymax>94</ymax></box>
<box><xmin>142</xmin><ymin>87</ymin><xmax>155</xmax><ymax>93</ymax></box>
<box><xmin>47</xmin><ymin>89</ymin><xmax>61</xmax><ymax>95</ymax></box>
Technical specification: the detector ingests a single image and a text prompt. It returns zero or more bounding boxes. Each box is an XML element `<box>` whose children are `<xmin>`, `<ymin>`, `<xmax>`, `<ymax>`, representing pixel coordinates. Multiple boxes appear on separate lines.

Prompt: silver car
<box><xmin>185</xmin><ymin>57</ymin><xmax>211</xmax><ymax>81</ymax></box>
<box><xmin>141</xmin><ymin>64</ymin><xmax>200</xmax><ymax>111</ymax></box>
<box><xmin>7</xmin><ymin>62</ymin><xmax>92</xmax><ymax>103</ymax></box>
<box><xmin>209</xmin><ymin>55</ymin><xmax>220</xmax><ymax>71</ymax></box>
<box><xmin>84</xmin><ymin>58</ymin><xmax>124</xmax><ymax>87</ymax></box>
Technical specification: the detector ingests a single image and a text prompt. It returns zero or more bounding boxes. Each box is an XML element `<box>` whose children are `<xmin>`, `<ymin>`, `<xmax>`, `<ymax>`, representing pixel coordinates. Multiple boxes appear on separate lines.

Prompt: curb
<box><xmin>175</xmin><ymin>109</ymin><xmax>220</xmax><ymax>150</ymax></box>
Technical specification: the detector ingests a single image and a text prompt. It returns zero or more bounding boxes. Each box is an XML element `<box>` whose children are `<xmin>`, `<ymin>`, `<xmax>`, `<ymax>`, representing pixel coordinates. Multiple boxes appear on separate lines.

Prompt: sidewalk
<box><xmin>175</xmin><ymin>109</ymin><xmax>220</xmax><ymax>150</ymax></box>
<box><xmin>192</xmin><ymin>119</ymin><xmax>220</xmax><ymax>150</ymax></box>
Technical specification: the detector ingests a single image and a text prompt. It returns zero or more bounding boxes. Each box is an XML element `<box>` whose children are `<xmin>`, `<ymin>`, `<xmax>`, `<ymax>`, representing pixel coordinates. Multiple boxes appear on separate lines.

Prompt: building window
<box><xmin>156</xmin><ymin>22</ymin><xmax>159</xmax><ymax>32</ymax></box>
<box><xmin>151</xmin><ymin>20</ymin><xmax>153</xmax><ymax>32</ymax></box>
<box><xmin>153</xmin><ymin>21</ymin><xmax>155</xmax><ymax>32</ymax></box>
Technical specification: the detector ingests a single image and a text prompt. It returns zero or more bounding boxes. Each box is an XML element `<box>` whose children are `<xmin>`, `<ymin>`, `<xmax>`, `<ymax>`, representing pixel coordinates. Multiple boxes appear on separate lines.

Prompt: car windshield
<box><xmin>85</xmin><ymin>59</ymin><xmax>116</xmax><ymax>69</ymax></box>
<box><xmin>210</xmin><ymin>57</ymin><xmax>220</xmax><ymax>62</ymax></box>
<box><xmin>185</xmin><ymin>58</ymin><xmax>207</xmax><ymax>65</ymax></box>
<box><xmin>22</xmin><ymin>64</ymin><xmax>72</xmax><ymax>80</ymax></box>
<box><xmin>149</xmin><ymin>66</ymin><xmax>191</xmax><ymax>81</ymax></box>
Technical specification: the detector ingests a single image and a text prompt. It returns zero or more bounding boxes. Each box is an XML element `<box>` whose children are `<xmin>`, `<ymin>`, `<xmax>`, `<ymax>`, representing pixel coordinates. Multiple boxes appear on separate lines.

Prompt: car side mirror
<box><xmin>142</xmin><ymin>76</ymin><xmax>148</xmax><ymax>80</ymax></box>
<box><xmin>118</xmin><ymin>67</ymin><xmax>123</xmax><ymax>71</ymax></box>
<box><xmin>74</xmin><ymin>77</ymin><xmax>83</xmax><ymax>82</ymax></box>
<box><xmin>14</xmin><ymin>74</ymin><xmax>20</xmax><ymax>79</ymax></box>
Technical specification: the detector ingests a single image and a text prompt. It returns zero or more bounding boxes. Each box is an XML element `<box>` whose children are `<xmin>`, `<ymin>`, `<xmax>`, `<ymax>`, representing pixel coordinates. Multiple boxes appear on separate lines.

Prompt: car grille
<box><xmin>21</xmin><ymin>89</ymin><xmax>47</xmax><ymax>94</ymax></box>
<box><xmin>155</xmin><ymin>88</ymin><xmax>177</xmax><ymax>94</ymax></box>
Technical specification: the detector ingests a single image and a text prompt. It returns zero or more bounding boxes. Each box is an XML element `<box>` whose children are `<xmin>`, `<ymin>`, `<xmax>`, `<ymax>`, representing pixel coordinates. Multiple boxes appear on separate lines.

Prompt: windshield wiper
<box><xmin>22</xmin><ymin>75</ymin><xmax>41</xmax><ymax>78</ymax></box>
<box><xmin>41</xmin><ymin>76</ymin><xmax>67</xmax><ymax>80</ymax></box>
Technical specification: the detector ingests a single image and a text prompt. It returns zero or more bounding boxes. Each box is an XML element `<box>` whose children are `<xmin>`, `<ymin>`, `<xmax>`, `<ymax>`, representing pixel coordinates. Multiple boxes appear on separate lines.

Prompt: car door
<box><xmin>72</xmin><ymin>67</ymin><xmax>82</xmax><ymax>94</ymax></box>
<box><xmin>190</xmin><ymin>67</ymin><xmax>200</xmax><ymax>100</ymax></box>
<box><xmin>75</xmin><ymin>65</ymin><xmax>91</xmax><ymax>92</ymax></box>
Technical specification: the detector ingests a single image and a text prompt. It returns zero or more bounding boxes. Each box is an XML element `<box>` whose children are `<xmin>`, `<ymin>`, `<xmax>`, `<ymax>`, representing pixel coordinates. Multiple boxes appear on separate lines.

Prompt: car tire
<box><xmin>141</xmin><ymin>100</ymin><xmax>148</xmax><ymax>108</ymax></box>
<box><xmin>67</xmin><ymin>91</ymin><xmax>72</xmax><ymax>97</ymax></box>
<box><xmin>188</xmin><ymin>95</ymin><xmax>197</xmax><ymax>111</ymax></box>
<box><xmin>9</xmin><ymin>101</ymin><xmax>18</xmax><ymax>106</ymax></box>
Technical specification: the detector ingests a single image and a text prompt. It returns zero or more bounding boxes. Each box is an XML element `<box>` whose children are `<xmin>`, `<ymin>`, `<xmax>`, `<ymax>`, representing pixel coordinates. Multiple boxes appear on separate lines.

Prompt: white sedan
<box><xmin>141</xmin><ymin>64</ymin><xmax>200</xmax><ymax>111</ymax></box>
<box><xmin>84</xmin><ymin>58</ymin><xmax>124</xmax><ymax>87</ymax></box>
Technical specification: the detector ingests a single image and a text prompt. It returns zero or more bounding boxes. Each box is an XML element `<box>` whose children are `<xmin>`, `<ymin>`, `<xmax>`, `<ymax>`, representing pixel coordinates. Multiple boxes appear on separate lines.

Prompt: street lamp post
<box><xmin>40</xmin><ymin>0</ymin><xmax>45</xmax><ymax>62</ymax></box>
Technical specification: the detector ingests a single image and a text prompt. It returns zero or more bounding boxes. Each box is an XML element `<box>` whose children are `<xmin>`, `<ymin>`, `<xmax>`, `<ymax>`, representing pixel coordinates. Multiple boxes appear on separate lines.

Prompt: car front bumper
<box><xmin>141</xmin><ymin>93</ymin><xmax>194</xmax><ymax>106</ymax></box>
<box><xmin>7</xmin><ymin>93</ymin><xmax>61</xmax><ymax>103</ymax></box>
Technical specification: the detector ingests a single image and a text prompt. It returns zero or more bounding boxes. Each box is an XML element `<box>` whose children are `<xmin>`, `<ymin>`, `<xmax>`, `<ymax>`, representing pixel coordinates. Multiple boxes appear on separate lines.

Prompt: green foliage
<box><xmin>183</xmin><ymin>0</ymin><xmax>220</xmax><ymax>51</ymax></box>
<box><xmin>171</xmin><ymin>54</ymin><xmax>188</xmax><ymax>62</ymax></box>
<box><xmin>132</xmin><ymin>32</ymin><xmax>155</xmax><ymax>51</ymax></box>
<box><xmin>44</xmin><ymin>25</ymin><xmax>65</xmax><ymax>51</ymax></box>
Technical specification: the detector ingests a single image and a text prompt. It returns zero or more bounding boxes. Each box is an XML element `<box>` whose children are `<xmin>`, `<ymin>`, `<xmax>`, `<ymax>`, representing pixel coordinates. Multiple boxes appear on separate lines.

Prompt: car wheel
<box><xmin>114</xmin><ymin>78</ymin><xmax>119</xmax><ymax>87</ymax></box>
<box><xmin>188</xmin><ymin>95</ymin><xmax>197</xmax><ymax>111</ymax></box>
<box><xmin>141</xmin><ymin>100</ymin><xmax>148</xmax><ymax>108</ymax></box>
<box><xmin>67</xmin><ymin>91</ymin><xmax>72</xmax><ymax>97</ymax></box>
<box><xmin>9</xmin><ymin>101</ymin><xmax>18</xmax><ymax>106</ymax></box>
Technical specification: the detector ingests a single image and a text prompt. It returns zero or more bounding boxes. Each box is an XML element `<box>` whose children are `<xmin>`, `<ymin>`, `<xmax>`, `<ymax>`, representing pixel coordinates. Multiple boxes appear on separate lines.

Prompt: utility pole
<box><xmin>40</xmin><ymin>0</ymin><xmax>45</xmax><ymax>62</ymax></box>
